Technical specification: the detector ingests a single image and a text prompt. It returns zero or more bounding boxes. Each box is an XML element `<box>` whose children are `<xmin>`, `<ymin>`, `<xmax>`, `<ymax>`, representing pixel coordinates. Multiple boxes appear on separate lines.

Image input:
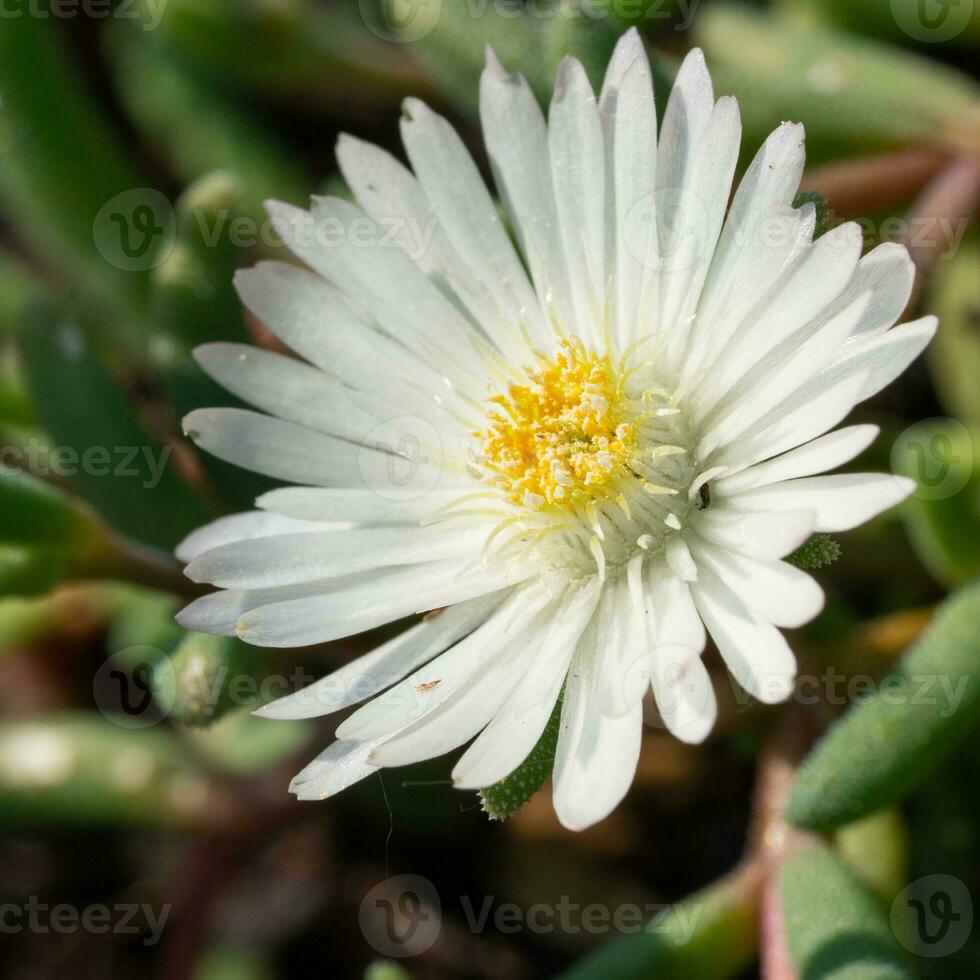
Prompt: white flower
<box><xmin>177</xmin><ymin>32</ymin><xmax>935</xmax><ymax>831</ymax></box>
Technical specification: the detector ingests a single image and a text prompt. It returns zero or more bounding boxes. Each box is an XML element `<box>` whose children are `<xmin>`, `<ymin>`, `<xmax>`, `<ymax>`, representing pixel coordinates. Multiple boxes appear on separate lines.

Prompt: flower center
<box><xmin>476</xmin><ymin>339</ymin><xmax>637</xmax><ymax>510</ymax></box>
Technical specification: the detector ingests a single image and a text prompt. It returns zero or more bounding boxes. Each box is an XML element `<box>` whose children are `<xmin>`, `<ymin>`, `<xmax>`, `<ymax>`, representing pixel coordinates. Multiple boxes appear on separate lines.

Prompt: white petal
<box><xmin>693</xmin><ymin>506</ymin><xmax>816</xmax><ymax>561</ymax></box>
<box><xmin>399</xmin><ymin>97</ymin><xmax>547</xmax><ymax>351</ymax></box>
<box><xmin>452</xmin><ymin>582</ymin><xmax>600</xmax><ymax>789</ymax></box>
<box><xmin>234</xmin><ymin>261</ymin><xmax>443</xmax><ymax>403</ymax></box>
<box><xmin>698</xmin><ymin>290</ymin><xmax>869</xmax><ymax>458</ymax></box>
<box><xmin>716</xmin><ymin>425</ymin><xmax>879</xmax><ymax>495</ymax></box>
<box><xmin>176</xmin><ymin>511</ymin><xmax>328</xmax><ymax>564</ymax></box>
<box><xmin>691</xmin><ymin>122</ymin><xmax>806</xmax><ymax>354</ymax></box>
<box><xmin>182</xmin><ymin>407</ymin><xmax>405</xmax><ymax>487</ymax></box>
<box><xmin>186</xmin><ymin>524</ymin><xmax>488</xmax><ymax>589</ymax></box>
<box><xmin>480</xmin><ymin>50</ymin><xmax>574</xmax><ymax>336</ymax></box>
<box><xmin>336</xmin><ymin>588</ymin><xmax>545</xmax><ymax>741</ymax></box>
<box><xmin>194</xmin><ymin>343</ymin><xmax>379</xmax><ymax>444</ymax></box>
<box><xmin>289</xmin><ymin>738</ymin><xmax>380</xmax><ymax>801</ymax></box>
<box><xmin>730</xmin><ymin>473</ymin><xmax>916</xmax><ymax>531</ymax></box>
<box><xmin>691</xmin><ymin>569</ymin><xmax>797</xmax><ymax>705</ymax></box>
<box><xmin>659</xmin><ymin>96</ymin><xmax>742</xmax><ymax>368</ymax></box>
<box><xmin>550</xmin><ymin>57</ymin><xmax>606</xmax><ymax>344</ymax></box>
<box><xmin>688</xmin><ymin>536</ymin><xmax>824</xmax><ymax>628</ymax></box>
<box><xmin>256</xmin><ymin>486</ymin><xmax>459</xmax><ymax>525</ymax></box>
<box><xmin>600</xmin><ymin>52</ymin><xmax>658</xmax><ymax>350</ymax></box>
<box><xmin>820</xmin><ymin>241</ymin><xmax>915</xmax><ymax>342</ymax></box>
<box><xmin>255</xmin><ymin>594</ymin><xmax>505</xmax><ymax>720</ymax></box>
<box><xmin>646</xmin><ymin>566</ymin><xmax>714</xmax><ymax>744</ymax></box>
<box><xmin>552</xmin><ymin>607</ymin><xmax>644</xmax><ymax>831</ymax></box>
<box><xmin>665</xmin><ymin>535</ymin><xmax>698</xmax><ymax>582</ymax></box>
<box><xmin>236</xmin><ymin>559</ymin><xmax>524</xmax><ymax>648</ymax></box>
<box><xmin>814</xmin><ymin>316</ymin><xmax>938</xmax><ymax>403</ymax></box>
<box><xmin>709</xmin><ymin>369</ymin><xmax>871</xmax><ymax>474</ymax></box>
<box><xmin>649</xmin><ymin>643</ymin><xmax>717</xmax><ymax>745</ymax></box>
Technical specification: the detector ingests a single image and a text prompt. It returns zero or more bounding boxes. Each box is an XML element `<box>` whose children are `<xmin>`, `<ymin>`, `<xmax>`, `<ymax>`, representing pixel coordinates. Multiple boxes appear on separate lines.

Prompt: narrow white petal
<box><xmin>694</xmin><ymin>507</ymin><xmax>816</xmax><ymax>561</ymax></box>
<box><xmin>176</xmin><ymin>511</ymin><xmax>329</xmax><ymax>565</ymax></box>
<box><xmin>399</xmin><ymin>97</ymin><xmax>547</xmax><ymax>351</ymax></box>
<box><xmin>550</xmin><ymin>57</ymin><xmax>605</xmax><ymax>343</ymax></box>
<box><xmin>480</xmin><ymin>50</ymin><xmax>574</xmax><ymax>335</ymax></box>
<box><xmin>289</xmin><ymin>738</ymin><xmax>381</xmax><ymax>801</ymax></box>
<box><xmin>716</xmin><ymin>425</ymin><xmax>879</xmax><ymax>495</ymax></box>
<box><xmin>452</xmin><ymin>582</ymin><xmax>600</xmax><ymax>789</ymax></box>
<box><xmin>730</xmin><ymin>473</ymin><xmax>916</xmax><ymax>531</ymax></box>
<box><xmin>336</xmin><ymin>588</ymin><xmax>546</xmax><ymax>740</ymax></box>
<box><xmin>552</xmin><ymin>606</ymin><xmax>644</xmax><ymax>831</ymax></box>
<box><xmin>186</xmin><ymin>525</ymin><xmax>488</xmax><ymax>589</ymax></box>
<box><xmin>691</xmin><ymin>569</ymin><xmax>797</xmax><ymax>705</ymax></box>
<box><xmin>183</xmin><ymin>407</ymin><xmax>407</xmax><ymax>487</ymax></box>
<box><xmin>194</xmin><ymin>342</ymin><xmax>379</xmax><ymax>444</ymax></box>
<box><xmin>688</xmin><ymin>536</ymin><xmax>824</xmax><ymax>628</ymax></box>
<box><xmin>237</xmin><ymin>559</ymin><xmax>526</xmax><ymax>648</ymax></box>
<box><xmin>255</xmin><ymin>594</ymin><xmax>505</xmax><ymax>720</ymax></box>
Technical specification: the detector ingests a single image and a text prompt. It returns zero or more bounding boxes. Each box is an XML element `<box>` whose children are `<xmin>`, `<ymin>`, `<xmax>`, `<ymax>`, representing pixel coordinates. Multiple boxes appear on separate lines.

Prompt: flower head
<box><xmin>178</xmin><ymin>31</ymin><xmax>936</xmax><ymax>830</ymax></box>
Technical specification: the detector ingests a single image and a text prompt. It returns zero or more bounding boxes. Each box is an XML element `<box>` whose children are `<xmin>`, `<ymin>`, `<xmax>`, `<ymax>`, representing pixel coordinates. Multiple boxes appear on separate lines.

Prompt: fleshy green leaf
<box><xmin>787</xmin><ymin>577</ymin><xmax>980</xmax><ymax>829</ymax></box>
<box><xmin>558</xmin><ymin>864</ymin><xmax>762</xmax><ymax>980</ymax></box>
<box><xmin>696</xmin><ymin>5</ymin><xmax>980</xmax><ymax>165</ymax></box>
<box><xmin>0</xmin><ymin>17</ymin><xmax>151</xmax><ymax>315</ymax></box>
<box><xmin>787</xmin><ymin>533</ymin><xmax>841</xmax><ymax>570</ymax></box>
<box><xmin>153</xmin><ymin>631</ymin><xmax>269</xmax><ymax>727</ymax></box>
<box><xmin>141</xmin><ymin>0</ymin><xmax>423</xmax><ymax>109</ymax></box>
<box><xmin>780</xmin><ymin>845</ymin><xmax>913</xmax><ymax>979</ymax></box>
<box><xmin>16</xmin><ymin>296</ymin><xmax>213</xmax><ymax>549</ymax></box>
<box><xmin>893</xmin><ymin>421</ymin><xmax>980</xmax><ymax>587</ymax></box>
<box><xmin>928</xmin><ymin>234</ymin><xmax>980</xmax><ymax>428</ymax></box>
<box><xmin>792</xmin><ymin>189</ymin><xmax>831</xmax><ymax>239</ymax></box>
<box><xmin>406</xmin><ymin>0</ymin><xmax>622</xmax><ymax>115</ymax></box>
<box><xmin>479</xmin><ymin>694</ymin><xmax>562</xmax><ymax>820</ymax></box>
<box><xmin>834</xmin><ymin>809</ymin><xmax>909</xmax><ymax>906</ymax></box>
<box><xmin>105</xmin><ymin>25</ymin><xmax>310</xmax><ymax>224</ymax></box>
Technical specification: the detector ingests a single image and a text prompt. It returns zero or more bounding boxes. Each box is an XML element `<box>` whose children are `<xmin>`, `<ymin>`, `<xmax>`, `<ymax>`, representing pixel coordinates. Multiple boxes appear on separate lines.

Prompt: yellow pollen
<box><xmin>475</xmin><ymin>339</ymin><xmax>635</xmax><ymax>509</ymax></box>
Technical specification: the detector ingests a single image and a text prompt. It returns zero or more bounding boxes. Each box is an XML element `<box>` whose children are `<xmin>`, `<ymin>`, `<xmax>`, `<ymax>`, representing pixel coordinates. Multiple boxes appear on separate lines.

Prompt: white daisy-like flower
<box><xmin>177</xmin><ymin>32</ymin><xmax>936</xmax><ymax>831</ymax></box>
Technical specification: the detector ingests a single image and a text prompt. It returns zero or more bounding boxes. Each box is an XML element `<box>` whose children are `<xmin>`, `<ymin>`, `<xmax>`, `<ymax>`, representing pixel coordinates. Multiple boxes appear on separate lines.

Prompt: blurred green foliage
<box><xmin>0</xmin><ymin>1</ymin><xmax>977</xmax><ymax>977</ymax></box>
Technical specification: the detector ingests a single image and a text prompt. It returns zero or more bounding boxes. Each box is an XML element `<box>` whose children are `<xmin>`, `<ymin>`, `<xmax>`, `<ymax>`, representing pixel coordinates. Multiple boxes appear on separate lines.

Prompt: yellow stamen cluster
<box><xmin>476</xmin><ymin>339</ymin><xmax>635</xmax><ymax>509</ymax></box>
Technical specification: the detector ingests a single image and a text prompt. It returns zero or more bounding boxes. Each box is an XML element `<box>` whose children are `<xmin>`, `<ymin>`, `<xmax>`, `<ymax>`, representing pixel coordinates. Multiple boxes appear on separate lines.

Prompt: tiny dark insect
<box><xmin>696</xmin><ymin>482</ymin><xmax>711</xmax><ymax>511</ymax></box>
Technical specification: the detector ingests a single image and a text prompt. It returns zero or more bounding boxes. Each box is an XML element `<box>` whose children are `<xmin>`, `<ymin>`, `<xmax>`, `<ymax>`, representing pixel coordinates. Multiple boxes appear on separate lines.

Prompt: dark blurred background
<box><xmin>0</xmin><ymin>2</ymin><xmax>978</xmax><ymax>978</ymax></box>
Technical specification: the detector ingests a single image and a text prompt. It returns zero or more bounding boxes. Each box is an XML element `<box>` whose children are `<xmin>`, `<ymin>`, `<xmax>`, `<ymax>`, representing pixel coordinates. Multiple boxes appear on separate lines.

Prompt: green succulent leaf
<box><xmin>0</xmin><ymin>17</ymin><xmax>151</xmax><ymax>315</ymax></box>
<box><xmin>696</xmin><ymin>5</ymin><xmax>980</xmax><ymax>165</ymax></box>
<box><xmin>406</xmin><ymin>0</ymin><xmax>623</xmax><ymax>115</ymax></box>
<box><xmin>105</xmin><ymin>26</ymin><xmax>310</xmax><ymax>225</ymax></box>
<box><xmin>788</xmin><ymin>576</ymin><xmax>980</xmax><ymax>829</ymax></box>
<box><xmin>558</xmin><ymin>864</ymin><xmax>762</xmax><ymax>980</ymax></box>
<box><xmin>787</xmin><ymin>534</ymin><xmax>841</xmax><ymax>570</ymax></box>
<box><xmin>833</xmin><ymin>809</ymin><xmax>909</xmax><ymax>907</ymax></box>
<box><xmin>780</xmin><ymin>845</ymin><xmax>913</xmax><ymax>979</ymax></box>
<box><xmin>479</xmin><ymin>693</ymin><xmax>563</xmax><ymax>820</ymax></box>
<box><xmin>928</xmin><ymin>235</ymin><xmax>980</xmax><ymax>428</ymax></box>
<box><xmin>154</xmin><ymin>631</ymin><xmax>269</xmax><ymax>727</ymax></box>
<box><xmin>894</xmin><ymin>422</ymin><xmax>980</xmax><ymax>588</ymax></box>
<box><xmin>16</xmin><ymin>296</ymin><xmax>213</xmax><ymax>549</ymax></box>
